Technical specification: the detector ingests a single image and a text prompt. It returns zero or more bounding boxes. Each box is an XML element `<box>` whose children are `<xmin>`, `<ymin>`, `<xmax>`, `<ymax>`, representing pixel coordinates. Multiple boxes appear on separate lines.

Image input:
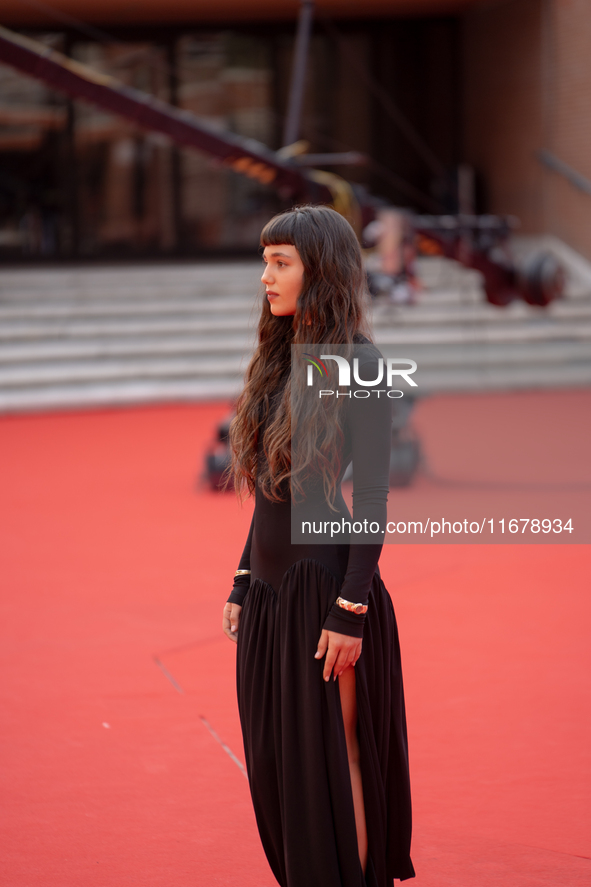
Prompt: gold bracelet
<box><xmin>335</xmin><ymin>596</ymin><xmax>368</xmax><ymax>615</ymax></box>
<box><xmin>234</xmin><ymin>569</ymin><xmax>251</xmax><ymax>577</ymax></box>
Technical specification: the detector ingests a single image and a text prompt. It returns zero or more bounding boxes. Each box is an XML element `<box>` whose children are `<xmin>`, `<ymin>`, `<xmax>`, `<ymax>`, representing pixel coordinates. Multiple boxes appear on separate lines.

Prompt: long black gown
<box><xmin>227</xmin><ymin>338</ymin><xmax>415</xmax><ymax>887</ymax></box>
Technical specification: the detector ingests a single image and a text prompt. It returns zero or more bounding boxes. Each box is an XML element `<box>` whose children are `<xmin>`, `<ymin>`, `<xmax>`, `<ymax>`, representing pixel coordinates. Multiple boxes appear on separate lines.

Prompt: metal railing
<box><xmin>537</xmin><ymin>149</ymin><xmax>591</xmax><ymax>197</ymax></box>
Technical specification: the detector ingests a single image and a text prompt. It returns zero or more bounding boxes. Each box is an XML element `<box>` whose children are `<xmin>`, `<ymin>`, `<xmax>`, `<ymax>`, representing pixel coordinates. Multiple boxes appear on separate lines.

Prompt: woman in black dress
<box><xmin>222</xmin><ymin>205</ymin><xmax>414</xmax><ymax>887</ymax></box>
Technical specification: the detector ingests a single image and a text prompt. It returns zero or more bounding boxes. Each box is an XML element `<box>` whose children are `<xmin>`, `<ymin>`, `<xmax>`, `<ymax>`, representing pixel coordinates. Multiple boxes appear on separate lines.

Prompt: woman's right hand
<box><xmin>222</xmin><ymin>602</ymin><xmax>242</xmax><ymax>643</ymax></box>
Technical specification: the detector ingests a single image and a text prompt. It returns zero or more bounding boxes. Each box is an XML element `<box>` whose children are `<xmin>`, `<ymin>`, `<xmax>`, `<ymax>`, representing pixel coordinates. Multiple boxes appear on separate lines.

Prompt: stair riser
<box><xmin>0</xmin><ymin>255</ymin><xmax>589</xmax><ymax>411</ymax></box>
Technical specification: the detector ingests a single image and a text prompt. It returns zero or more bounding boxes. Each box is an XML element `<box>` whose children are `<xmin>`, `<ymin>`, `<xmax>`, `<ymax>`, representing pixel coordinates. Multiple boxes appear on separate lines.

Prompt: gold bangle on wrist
<box><xmin>335</xmin><ymin>596</ymin><xmax>368</xmax><ymax>615</ymax></box>
<box><xmin>234</xmin><ymin>569</ymin><xmax>251</xmax><ymax>577</ymax></box>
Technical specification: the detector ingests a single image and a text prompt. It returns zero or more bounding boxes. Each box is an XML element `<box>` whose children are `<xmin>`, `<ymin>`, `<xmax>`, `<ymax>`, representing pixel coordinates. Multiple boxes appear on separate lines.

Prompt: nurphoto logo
<box><xmin>303</xmin><ymin>354</ymin><xmax>418</xmax><ymax>398</ymax></box>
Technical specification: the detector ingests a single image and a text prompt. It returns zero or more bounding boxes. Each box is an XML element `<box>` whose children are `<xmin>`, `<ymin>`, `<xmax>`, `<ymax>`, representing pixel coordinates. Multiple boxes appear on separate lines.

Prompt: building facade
<box><xmin>0</xmin><ymin>0</ymin><xmax>589</xmax><ymax>260</ymax></box>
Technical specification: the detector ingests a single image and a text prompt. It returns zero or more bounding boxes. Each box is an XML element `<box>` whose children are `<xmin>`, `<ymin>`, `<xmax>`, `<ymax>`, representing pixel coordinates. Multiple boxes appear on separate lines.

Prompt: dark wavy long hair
<box><xmin>225</xmin><ymin>204</ymin><xmax>373</xmax><ymax>508</ymax></box>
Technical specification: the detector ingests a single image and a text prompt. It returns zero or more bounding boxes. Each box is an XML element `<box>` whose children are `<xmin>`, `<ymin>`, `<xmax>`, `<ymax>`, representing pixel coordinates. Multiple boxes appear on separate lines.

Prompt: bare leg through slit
<box><xmin>339</xmin><ymin>665</ymin><xmax>368</xmax><ymax>874</ymax></box>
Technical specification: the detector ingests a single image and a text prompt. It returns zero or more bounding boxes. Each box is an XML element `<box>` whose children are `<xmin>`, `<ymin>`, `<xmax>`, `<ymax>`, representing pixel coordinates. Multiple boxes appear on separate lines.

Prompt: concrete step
<box><xmin>0</xmin><ymin>339</ymin><xmax>588</xmax><ymax>402</ymax></box>
<box><xmin>2</xmin><ymin>290</ymin><xmax>590</xmax><ymax>327</ymax></box>
<box><xmin>0</xmin><ymin>334</ymin><xmax>253</xmax><ymax>363</ymax></box>
<box><xmin>1</xmin><ymin>328</ymin><xmax>589</xmax><ymax>368</ymax></box>
<box><xmin>376</xmin><ymin>321</ymin><xmax>591</xmax><ymax>345</ymax></box>
<box><xmin>0</xmin><ymin>297</ymin><xmax>257</xmax><ymax>319</ymax></box>
<box><xmin>0</xmin><ymin>355</ymin><xmax>249</xmax><ymax>387</ymax></box>
<box><xmin>0</xmin><ymin>358</ymin><xmax>588</xmax><ymax>413</ymax></box>
<box><xmin>0</xmin><ymin>263</ymin><xmax>262</xmax><ymax>290</ymax></box>
<box><xmin>0</xmin><ymin>378</ymin><xmax>243</xmax><ymax>412</ymax></box>
<box><xmin>0</xmin><ymin>245</ymin><xmax>589</xmax><ymax>413</ymax></box>
<box><xmin>2</xmin><ymin>309</ymin><xmax>590</xmax><ymax>345</ymax></box>
<box><xmin>372</xmin><ymin>296</ymin><xmax>591</xmax><ymax>324</ymax></box>
<box><xmin>0</xmin><ymin>317</ymin><xmax>259</xmax><ymax>342</ymax></box>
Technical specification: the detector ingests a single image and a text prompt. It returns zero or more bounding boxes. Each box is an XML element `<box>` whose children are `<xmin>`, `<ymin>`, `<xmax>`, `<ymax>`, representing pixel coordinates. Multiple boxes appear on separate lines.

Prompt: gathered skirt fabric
<box><xmin>236</xmin><ymin>557</ymin><xmax>415</xmax><ymax>887</ymax></box>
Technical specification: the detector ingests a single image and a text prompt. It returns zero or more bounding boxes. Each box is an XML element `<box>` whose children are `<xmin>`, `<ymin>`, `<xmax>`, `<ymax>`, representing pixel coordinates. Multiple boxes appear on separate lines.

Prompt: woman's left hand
<box><xmin>315</xmin><ymin>629</ymin><xmax>362</xmax><ymax>681</ymax></box>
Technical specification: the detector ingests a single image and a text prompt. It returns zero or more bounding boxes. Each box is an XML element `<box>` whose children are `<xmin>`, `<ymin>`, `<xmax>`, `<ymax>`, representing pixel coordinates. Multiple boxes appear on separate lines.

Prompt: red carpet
<box><xmin>0</xmin><ymin>390</ymin><xmax>589</xmax><ymax>885</ymax></box>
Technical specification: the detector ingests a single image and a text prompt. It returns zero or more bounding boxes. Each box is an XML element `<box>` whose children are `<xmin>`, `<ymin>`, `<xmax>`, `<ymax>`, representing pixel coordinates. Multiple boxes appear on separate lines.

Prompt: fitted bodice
<box><xmin>228</xmin><ymin>336</ymin><xmax>393</xmax><ymax>636</ymax></box>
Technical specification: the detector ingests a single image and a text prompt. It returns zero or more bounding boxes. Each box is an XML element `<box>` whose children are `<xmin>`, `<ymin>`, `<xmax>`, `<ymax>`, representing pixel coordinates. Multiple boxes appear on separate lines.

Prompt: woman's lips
<box><xmin>266</xmin><ymin>292</ymin><xmax>278</xmax><ymax>299</ymax></box>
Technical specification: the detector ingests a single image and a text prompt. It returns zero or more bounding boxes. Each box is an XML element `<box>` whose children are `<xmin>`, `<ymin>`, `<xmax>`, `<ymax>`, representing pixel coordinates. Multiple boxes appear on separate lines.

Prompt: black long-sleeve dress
<box><xmin>227</xmin><ymin>337</ymin><xmax>415</xmax><ymax>887</ymax></box>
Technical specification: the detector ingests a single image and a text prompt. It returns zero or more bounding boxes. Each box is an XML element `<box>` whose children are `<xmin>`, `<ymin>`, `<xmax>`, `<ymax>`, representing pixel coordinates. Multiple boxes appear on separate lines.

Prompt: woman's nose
<box><xmin>261</xmin><ymin>265</ymin><xmax>273</xmax><ymax>285</ymax></box>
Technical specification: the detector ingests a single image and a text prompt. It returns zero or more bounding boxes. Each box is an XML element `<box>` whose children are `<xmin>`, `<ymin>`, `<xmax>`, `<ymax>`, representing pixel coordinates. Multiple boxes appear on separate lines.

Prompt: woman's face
<box><xmin>261</xmin><ymin>243</ymin><xmax>305</xmax><ymax>316</ymax></box>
